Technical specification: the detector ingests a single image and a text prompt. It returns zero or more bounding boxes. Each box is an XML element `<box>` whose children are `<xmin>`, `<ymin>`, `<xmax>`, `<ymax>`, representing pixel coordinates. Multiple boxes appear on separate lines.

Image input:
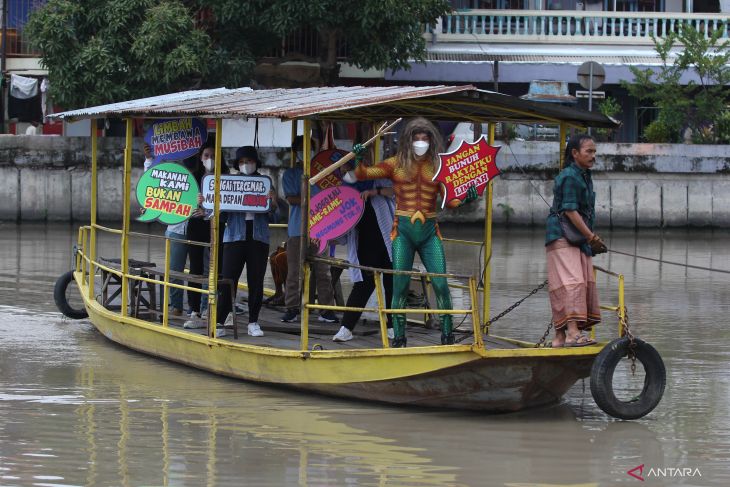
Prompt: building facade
<box><xmin>341</xmin><ymin>0</ymin><xmax>730</xmax><ymax>141</ymax></box>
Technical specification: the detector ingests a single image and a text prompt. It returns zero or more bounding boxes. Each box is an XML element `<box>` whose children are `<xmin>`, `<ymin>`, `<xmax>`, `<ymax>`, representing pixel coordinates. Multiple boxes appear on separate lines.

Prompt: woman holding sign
<box><xmin>347</xmin><ymin>118</ymin><xmax>478</xmax><ymax>347</ymax></box>
<box><xmin>215</xmin><ymin>146</ymin><xmax>279</xmax><ymax>337</ymax></box>
<box><xmin>183</xmin><ymin>142</ymin><xmax>229</xmax><ymax>329</ymax></box>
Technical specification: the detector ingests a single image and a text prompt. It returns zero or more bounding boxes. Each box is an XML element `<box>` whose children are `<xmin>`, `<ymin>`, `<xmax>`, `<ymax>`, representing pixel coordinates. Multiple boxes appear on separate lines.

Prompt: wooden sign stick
<box><xmin>308</xmin><ymin>117</ymin><xmax>402</xmax><ymax>186</ymax></box>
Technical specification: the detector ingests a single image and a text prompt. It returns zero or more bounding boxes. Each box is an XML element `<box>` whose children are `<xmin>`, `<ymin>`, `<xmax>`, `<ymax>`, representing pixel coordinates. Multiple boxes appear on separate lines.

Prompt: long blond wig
<box><xmin>396</xmin><ymin>117</ymin><xmax>443</xmax><ymax>174</ymax></box>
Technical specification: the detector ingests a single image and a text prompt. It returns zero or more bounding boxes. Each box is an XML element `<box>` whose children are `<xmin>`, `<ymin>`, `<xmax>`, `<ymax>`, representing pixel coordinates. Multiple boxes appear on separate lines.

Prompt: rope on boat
<box><xmin>505</xmin><ymin>143</ymin><xmax>730</xmax><ymax>275</ymax></box>
<box><xmin>608</xmin><ymin>249</ymin><xmax>730</xmax><ymax>274</ymax></box>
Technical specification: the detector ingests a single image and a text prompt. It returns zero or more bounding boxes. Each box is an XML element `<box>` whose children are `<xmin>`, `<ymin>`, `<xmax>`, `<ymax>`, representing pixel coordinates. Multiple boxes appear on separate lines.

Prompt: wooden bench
<box><xmin>99</xmin><ymin>258</ymin><xmax>157</xmax><ymax>317</ymax></box>
<box><xmin>98</xmin><ymin>258</ymin><xmax>238</xmax><ymax>338</ymax></box>
<box><xmin>135</xmin><ymin>266</ymin><xmax>238</xmax><ymax>339</ymax></box>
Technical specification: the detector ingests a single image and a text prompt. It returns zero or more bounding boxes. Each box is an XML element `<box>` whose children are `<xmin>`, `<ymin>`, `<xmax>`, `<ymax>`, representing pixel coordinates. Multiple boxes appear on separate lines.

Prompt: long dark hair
<box><xmin>397</xmin><ymin>117</ymin><xmax>443</xmax><ymax>173</ymax></box>
<box><xmin>563</xmin><ymin>134</ymin><xmax>594</xmax><ymax>166</ymax></box>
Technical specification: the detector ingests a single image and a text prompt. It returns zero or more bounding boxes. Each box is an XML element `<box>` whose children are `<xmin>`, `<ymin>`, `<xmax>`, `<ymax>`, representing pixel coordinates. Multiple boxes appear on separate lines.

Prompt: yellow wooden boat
<box><xmin>52</xmin><ymin>85</ymin><xmax>664</xmax><ymax>418</ymax></box>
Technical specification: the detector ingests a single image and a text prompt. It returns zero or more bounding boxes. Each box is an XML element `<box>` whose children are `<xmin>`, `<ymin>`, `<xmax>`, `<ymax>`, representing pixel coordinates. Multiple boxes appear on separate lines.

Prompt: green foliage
<box><xmin>27</xmin><ymin>0</ymin><xmax>215</xmax><ymax>108</ymax></box>
<box><xmin>716</xmin><ymin>110</ymin><xmax>730</xmax><ymax>144</ymax></box>
<box><xmin>643</xmin><ymin>119</ymin><xmax>672</xmax><ymax>143</ymax></box>
<box><xmin>28</xmin><ymin>0</ymin><xmax>451</xmax><ymax>108</ymax></box>
<box><xmin>595</xmin><ymin>97</ymin><xmax>621</xmax><ymax>141</ymax></box>
<box><xmin>598</xmin><ymin>97</ymin><xmax>621</xmax><ymax>119</ymax></box>
<box><xmin>205</xmin><ymin>0</ymin><xmax>450</xmax><ymax>83</ymax></box>
<box><xmin>623</xmin><ymin>23</ymin><xmax>730</xmax><ymax>144</ymax></box>
<box><xmin>497</xmin><ymin>202</ymin><xmax>514</xmax><ymax>225</ymax></box>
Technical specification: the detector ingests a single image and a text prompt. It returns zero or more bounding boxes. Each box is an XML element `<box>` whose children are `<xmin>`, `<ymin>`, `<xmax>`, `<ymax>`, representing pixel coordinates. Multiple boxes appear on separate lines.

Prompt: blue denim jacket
<box><xmin>223</xmin><ymin>210</ymin><xmax>278</xmax><ymax>245</ymax></box>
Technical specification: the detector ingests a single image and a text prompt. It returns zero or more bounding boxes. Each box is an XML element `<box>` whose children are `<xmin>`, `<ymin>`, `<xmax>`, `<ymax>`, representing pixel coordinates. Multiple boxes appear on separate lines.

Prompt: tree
<box><xmin>204</xmin><ymin>0</ymin><xmax>451</xmax><ymax>85</ymax></box>
<box><xmin>624</xmin><ymin>24</ymin><xmax>730</xmax><ymax>143</ymax></box>
<box><xmin>27</xmin><ymin>0</ymin><xmax>216</xmax><ymax>109</ymax></box>
<box><xmin>28</xmin><ymin>0</ymin><xmax>451</xmax><ymax>109</ymax></box>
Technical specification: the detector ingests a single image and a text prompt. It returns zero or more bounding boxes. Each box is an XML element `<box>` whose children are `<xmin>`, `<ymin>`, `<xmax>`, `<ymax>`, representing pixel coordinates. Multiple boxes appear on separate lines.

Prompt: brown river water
<box><xmin>0</xmin><ymin>222</ymin><xmax>728</xmax><ymax>486</ymax></box>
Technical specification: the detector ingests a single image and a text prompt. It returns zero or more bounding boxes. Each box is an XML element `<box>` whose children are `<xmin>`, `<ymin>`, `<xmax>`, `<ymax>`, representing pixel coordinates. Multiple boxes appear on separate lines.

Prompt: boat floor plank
<box><xmin>156</xmin><ymin>303</ymin><xmax>522</xmax><ymax>350</ymax></box>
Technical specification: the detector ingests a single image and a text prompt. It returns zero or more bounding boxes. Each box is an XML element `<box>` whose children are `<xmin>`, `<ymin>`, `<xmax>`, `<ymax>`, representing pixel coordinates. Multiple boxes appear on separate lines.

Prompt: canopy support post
<box><xmin>208</xmin><ymin>119</ymin><xmax>223</xmax><ymax>338</ymax></box>
<box><xmin>559</xmin><ymin>123</ymin><xmax>567</xmax><ymax>169</ymax></box>
<box><xmin>120</xmin><ymin>118</ymin><xmax>133</xmax><ymax>317</ymax></box>
<box><xmin>89</xmin><ymin>121</ymin><xmax>98</xmax><ymax>299</ymax></box>
<box><xmin>482</xmin><ymin>124</ymin><xmax>495</xmax><ymax>331</ymax></box>
<box><xmin>299</xmin><ymin>119</ymin><xmax>312</xmax><ymax>348</ymax></box>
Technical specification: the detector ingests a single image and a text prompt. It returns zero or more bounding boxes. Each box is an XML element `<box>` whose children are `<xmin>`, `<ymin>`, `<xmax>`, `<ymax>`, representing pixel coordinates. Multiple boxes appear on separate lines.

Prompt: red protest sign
<box><xmin>433</xmin><ymin>136</ymin><xmax>501</xmax><ymax>209</ymax></box>
<box><xmin>310</xmin><ymin>149</ymin><xmax>347</xmax><ymax>190</ymax></box>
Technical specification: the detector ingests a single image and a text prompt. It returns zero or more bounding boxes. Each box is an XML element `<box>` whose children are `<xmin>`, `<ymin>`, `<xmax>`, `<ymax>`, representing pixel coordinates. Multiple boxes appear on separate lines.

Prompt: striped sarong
<box><xmin>546</xmin><ymin>238</ymin><xmax>601</xmax><ymax>330</ymax></box>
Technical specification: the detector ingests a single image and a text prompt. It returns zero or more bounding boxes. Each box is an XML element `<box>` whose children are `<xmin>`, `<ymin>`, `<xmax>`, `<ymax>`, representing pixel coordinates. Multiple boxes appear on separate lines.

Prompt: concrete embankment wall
<box><xmin>2</xmin><ymin>137</ymin><xmax>730</xmax><ymax>227</ymax></box>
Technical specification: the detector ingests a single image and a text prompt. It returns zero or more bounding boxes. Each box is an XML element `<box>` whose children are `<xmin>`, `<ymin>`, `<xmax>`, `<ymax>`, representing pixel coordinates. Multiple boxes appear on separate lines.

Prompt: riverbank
<box><xmin>2</xmin><ymin>137</ymin><xmax>729</xmax><ymax>227</ymax></box>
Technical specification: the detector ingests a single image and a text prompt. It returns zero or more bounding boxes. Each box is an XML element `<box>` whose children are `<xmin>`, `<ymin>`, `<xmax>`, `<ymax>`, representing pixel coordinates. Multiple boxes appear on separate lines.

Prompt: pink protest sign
<box><xmin>309</xmin><ymin>186</ymin><xmax>364</xmax><ymax>254</ymax></box>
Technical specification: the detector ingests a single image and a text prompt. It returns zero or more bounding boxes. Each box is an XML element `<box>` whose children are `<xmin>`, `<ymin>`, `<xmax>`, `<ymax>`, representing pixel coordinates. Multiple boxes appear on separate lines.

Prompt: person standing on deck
<box><xmin>545</xmin><ymin>134</ymin><xmax>607</xmax><ymax>347</ymax></box>
<box><xmin>183</xmin><ymin>142</ymin><xmax>229</xmax><ymax>329</ymax></box>
<box><xmin>215</xmin><ymin>146</ymin><xmax>279</xmax><ymax>337</ymax></box>
<box><xmin>280</xmin><ymin>136</ymin><xmax>339</xmax><ymax>325</ymax></box>
<box><xmin>347</xmin><ymin>118</ymin><xmax>479</xmax><ymax>347</ymax></box>
<box><xmin>332</xmin><ymin>171</ymin><xmax>396</xmax><ymax>343</ymax></box>
<box><xmin>180</xmin><ymin>145</ymin><xmax>210</xmax><ymax>326</ymax></box>
<box><xmin>141</xmin><ymin>143</ymin><xmax>189</xmax><ymax>318</ymax></box>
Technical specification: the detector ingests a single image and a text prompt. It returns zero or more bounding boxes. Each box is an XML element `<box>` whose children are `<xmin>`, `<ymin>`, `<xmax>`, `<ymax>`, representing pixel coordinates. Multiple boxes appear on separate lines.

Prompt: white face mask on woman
<box><xmin>203</xmin><ymin>158</ymin><xmax>213</xmax><ymax>172</ymax></box>
<box><xmin>240</xmin><ymin>163</ymin><xmax>256</xmax><ymax>175</ymax></box>
<box><xmin>412</xmin><ymin>141</ymin><xmax>429</xmax><ymax>157</ymax></box>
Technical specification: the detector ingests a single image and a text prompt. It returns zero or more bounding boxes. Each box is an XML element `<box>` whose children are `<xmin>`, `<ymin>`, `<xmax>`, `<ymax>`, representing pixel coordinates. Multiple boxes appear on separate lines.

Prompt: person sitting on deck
<box><xmin>345</xmin><ymin>118</ymin><xmax>480</xmax><ymax>347</ymax></box>
<box><xmin>215</xmin><ymin>146</ymin><xmax>279</xmax><ymax>337</ymax></box>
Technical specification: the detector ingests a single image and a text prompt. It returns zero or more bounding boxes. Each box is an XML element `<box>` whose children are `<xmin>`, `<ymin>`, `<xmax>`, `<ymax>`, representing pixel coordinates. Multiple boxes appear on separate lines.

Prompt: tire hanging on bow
<box><xmin>590</xmin><ymin>336</ymin><xmax>666</xmax><ymax>420</ymax></box>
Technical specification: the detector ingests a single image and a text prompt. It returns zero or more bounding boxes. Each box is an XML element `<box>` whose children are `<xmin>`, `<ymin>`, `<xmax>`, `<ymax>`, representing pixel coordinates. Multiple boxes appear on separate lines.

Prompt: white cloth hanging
<box><xmin>10</xmin><ymin>74</ymin><xmax>39</xmax><ymax>99</ymax></box>
<box><xmin>40</xmin><ymin>78</ymin><xmax>50</xmax><ymax>120</ymax></box>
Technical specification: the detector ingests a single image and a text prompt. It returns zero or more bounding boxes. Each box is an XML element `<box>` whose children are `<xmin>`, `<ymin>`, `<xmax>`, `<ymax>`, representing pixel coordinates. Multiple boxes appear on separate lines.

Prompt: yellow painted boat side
<box><xmin>76</xmin><ymin>272</ymin><xmax>600</xmax><ymax>387</ymax></box>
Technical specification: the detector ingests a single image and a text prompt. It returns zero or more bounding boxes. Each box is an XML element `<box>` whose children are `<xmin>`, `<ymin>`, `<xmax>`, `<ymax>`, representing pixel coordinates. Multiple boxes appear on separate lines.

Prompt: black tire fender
<box><xmin>54</xmin><ymin>270</ymin><xmax>89</xmax><ymax>319</ymax></box>
<box><xmin>590</xmin><ymin>337</ymin><xmax>665</xmax><ymax>420</ymax></box>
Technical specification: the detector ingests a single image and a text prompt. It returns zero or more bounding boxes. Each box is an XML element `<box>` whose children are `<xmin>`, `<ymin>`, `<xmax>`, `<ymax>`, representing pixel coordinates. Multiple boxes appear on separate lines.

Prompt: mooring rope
<box><xmin>608</xmin><ymin>248</ymin><xmax>730</xmax><ymax>274</ymax></box>
<box><xmin>504</xmin><ymin>143</ymin><xmax>730</xmax><ymax>275</ymax></box>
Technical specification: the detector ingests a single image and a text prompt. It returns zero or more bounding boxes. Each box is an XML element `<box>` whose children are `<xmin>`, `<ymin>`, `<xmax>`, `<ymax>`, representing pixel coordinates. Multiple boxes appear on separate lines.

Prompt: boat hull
<box><xmin>78</xmin><ymin>273</ymin><xmax>597</xmax><ymax>412</ymax></box>
<box><xmin>302</xmin><ymin>356</ymin><xmax>593</xmax><ymax>411</ymax></box>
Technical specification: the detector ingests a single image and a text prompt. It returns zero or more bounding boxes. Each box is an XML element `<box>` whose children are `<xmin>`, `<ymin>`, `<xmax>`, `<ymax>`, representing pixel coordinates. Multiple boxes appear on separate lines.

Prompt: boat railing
<box><xmin>437</xmin><ymin>235</ymin><xmax>628</xmax><ymax>343</ymax></box>
<box><xmin>75</xmin><ymin>224</ymin><xmax>218</xmax><ymax>328</ymax></box>
<box><xmin>593</xmin><ymin>265</ymin><xmax>627</xmax><ymax>340</ymax></box>
<box><xmin>306</xmin><ymin>256</ymin><xmax>482</xmax><ymax>350</ymax></box>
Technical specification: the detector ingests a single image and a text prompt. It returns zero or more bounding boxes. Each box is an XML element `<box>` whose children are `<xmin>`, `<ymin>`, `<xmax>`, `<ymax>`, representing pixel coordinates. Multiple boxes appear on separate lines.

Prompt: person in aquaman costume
<box><xmin>349</xmin><ymin>118</ymin><xmax>478</xmax><ymax>347</ymax></box>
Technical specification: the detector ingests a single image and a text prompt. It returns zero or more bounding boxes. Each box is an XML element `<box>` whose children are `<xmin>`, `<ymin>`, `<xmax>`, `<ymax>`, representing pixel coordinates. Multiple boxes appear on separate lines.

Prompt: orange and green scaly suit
<box><xmin>356</xmin><ymin>157</ymin><xmax>456</xmax><ymax>346</ymax></box>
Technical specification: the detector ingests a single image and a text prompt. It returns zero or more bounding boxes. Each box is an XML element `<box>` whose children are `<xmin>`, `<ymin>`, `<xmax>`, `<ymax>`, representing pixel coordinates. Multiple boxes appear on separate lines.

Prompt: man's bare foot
<box><xmin>552</xmin><ymin>329</ymin><xmax>566</xmax><ymax>348</ymax></box>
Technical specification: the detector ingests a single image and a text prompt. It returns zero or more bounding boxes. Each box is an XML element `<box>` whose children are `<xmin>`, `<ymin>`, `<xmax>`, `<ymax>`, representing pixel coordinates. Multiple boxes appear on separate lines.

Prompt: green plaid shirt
<box><xmin>545</xmin><ymin>162</ymin><xmax>596</xmax><ymax>255</ymax></box>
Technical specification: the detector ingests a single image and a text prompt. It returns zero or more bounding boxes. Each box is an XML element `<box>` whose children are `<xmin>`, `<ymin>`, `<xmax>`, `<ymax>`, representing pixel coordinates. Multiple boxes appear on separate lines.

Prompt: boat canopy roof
<box><xmin>50</xmin><ymin>85</ymin><xmax>618</xmax><ymax>128</ymax></box>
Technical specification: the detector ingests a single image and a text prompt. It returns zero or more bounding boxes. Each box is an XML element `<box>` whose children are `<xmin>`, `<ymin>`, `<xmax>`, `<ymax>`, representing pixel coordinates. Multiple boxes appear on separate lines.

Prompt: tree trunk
<box><xmin>319</xmin><ymin>29</ymin><xmax>341</xmax><ymax>86</ymax></box>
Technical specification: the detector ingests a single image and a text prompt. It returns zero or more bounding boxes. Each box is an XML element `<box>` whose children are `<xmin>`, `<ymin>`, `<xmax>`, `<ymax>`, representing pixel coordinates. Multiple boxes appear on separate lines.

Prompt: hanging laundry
<box><xmin>40</xmin><ymin>78</ymin><xmax>51</xmax><ymax>121</ymax></box>
<box><xmin>8</xmin><ymin>74</ymin><xmax>43</xmax><ymax>123</ymax></box>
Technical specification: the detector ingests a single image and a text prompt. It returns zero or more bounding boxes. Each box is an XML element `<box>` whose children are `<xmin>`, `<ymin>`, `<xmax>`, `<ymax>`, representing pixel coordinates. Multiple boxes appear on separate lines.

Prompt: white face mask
<box><xmin>240</xmin><ymin>163</ymin><xmax>256</xmax><ymax>175</ymax></box>
<box><xmin>203</xmin><ymin>158</ymin><xmax>213</xmax><ymax>172</ymax></box>
<box><xmin>412</xmin><ymin>140</ymin><xmax>429</xmax><ymax>157</ymax></box>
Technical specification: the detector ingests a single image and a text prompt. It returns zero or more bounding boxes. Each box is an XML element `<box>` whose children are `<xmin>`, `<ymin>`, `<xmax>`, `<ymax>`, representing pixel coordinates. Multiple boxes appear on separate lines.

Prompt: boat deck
<box><xmin>150</xmin><ymin>302</ymin><xmax>521</xmax><ymax>350</ymax></box>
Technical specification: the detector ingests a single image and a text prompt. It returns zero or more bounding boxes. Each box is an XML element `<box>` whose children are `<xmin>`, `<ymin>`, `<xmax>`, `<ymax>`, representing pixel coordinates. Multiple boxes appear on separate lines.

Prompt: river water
<box><xmin>0</xmin><ymin>222</ymin><xmax>728</xmax><ymax>486</ymax></box>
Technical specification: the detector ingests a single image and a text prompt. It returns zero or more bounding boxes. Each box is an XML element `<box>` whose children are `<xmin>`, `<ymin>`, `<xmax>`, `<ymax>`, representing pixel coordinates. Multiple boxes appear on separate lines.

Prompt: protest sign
<box><xmin>309</xmin><ymin>185</ymin><xmax>363</xmax><ymax>254</ymax></box>
<box><xmin>136</xmin><ymin>163</ymin><xmax>199</xmax><ymax>224</ymax></box>
<box><xmin>144</xmin><ymin>118</ymin><xmax>208</xmax><ymax>163</ymax></box>
<box><xmin>201</xmin><ymin>174</ymin><xmax>272</xmax><ymax>213</ymax></box>
<box><xmin>310</xmin><ymin>149</ymin><xmax>347</xmax><ymax>190</ymax></box>
<box><xmin>433</xmin><ymin>136</ymin><xmax>501</xmax><ymax>208</ymax></box>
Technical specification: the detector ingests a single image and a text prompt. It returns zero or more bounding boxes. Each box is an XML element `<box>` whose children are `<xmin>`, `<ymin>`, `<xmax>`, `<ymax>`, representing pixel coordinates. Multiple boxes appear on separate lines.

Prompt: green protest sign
<box><xmin>136</xmin><ymin>163</ymin><xmax>199</xmax><ymax>225</ymax></box>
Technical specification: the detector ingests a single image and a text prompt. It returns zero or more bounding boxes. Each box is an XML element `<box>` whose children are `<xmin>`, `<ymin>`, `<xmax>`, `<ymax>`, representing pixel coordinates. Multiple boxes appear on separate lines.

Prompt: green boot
<box><xmin>392</xmin><ymin>315</ymin><xmax>407</xmax><ymax>348</ymax></box>
<box><xmin>440</xmin><ymin>314</ymin><xmax>454</xmax><ymax>345</ymax></box>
